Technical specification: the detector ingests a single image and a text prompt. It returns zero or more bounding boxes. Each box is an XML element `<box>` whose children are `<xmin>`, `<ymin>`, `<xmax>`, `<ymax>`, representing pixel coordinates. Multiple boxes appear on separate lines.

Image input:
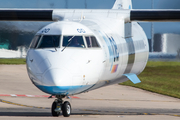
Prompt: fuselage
<box><xmin>26</xmin><ymin>12</ymin><xmax>149</xmax><ymax>96</ymax></box>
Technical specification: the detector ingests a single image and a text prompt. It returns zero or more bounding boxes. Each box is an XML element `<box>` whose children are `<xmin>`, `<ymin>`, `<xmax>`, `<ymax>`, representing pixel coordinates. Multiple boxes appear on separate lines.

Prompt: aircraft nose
<box><xmin>41</xmin><ymin>68</ymin><xmax>72</xmax><ymax>94</ymax></box>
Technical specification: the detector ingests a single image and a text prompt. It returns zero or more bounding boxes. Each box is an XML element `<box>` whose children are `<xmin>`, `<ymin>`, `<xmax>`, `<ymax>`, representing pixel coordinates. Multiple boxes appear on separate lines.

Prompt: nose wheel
<box><xmin>51</xmin><ymin>95</ymin><xmax>71</xmax><ymax>117</ymax></box>
<box><xmin>51</xmin><ymin>101</ymin><xmax>61</xmax><ymax>116</ymax></box>
<box><xmin>62</xmin><ymin>101</ymin><xmax>71</xmax><ymax>117</ymax></box>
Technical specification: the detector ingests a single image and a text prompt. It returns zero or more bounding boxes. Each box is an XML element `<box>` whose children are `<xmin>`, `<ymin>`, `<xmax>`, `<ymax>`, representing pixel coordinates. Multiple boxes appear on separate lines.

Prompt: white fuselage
<box><xmin>26</xmin><ymin>11</ymin><xmax>149</xmax><ymax>95</ymax></box>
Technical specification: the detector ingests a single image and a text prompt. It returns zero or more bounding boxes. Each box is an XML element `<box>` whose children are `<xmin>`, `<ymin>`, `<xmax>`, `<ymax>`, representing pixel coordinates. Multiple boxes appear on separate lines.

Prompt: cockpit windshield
<box><xmin>62</xmin><ymin>36</ymin><xmax>85</xmax><ymax>48</ymax></box>
<box><xmin>30</xmin><ymin>34</ymin><xmax>100</xmax><ymax>49</ymax></box>
<box><xmin>85</xmin><ymin>36</ymin><xmax>100</xmax><ymax>48</ymax></box>
<box><xmin>30</xmin><ymin>35</ymin><xmax>41</xmax><ymax>48</ymax></box>
<box><xmin>38</xmin><ymin>35</ymin><xmax>60</xmax><ymax>48</ymax></box>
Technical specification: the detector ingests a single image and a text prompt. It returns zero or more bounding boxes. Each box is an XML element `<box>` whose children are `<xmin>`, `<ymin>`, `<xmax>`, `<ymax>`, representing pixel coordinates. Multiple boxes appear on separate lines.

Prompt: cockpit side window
<box><xmin>85</xmin><ymin>36</ymin><xmax>100</xmax><ymax>48</ymax></box>
<box><xmin>62</xmin><ymin>36</ymin><xmax>85</xmax><ymax>48</ymax></box>
<box><xmin>38</xmin><ymin>35</ymin><xmax>60</xmax><ymax>48</ymax></box>
<box><xmin>30</xmin><ymin>35</ymin><xmax>41</xmax><ymax>48</ymax></box>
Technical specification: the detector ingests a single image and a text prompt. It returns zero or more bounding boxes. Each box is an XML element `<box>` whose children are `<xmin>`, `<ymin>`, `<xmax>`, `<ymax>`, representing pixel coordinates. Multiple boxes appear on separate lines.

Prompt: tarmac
<box><xmin>0</xmin><ymin>65</ymin><xmax>180</xmax><ymax>120</ymax></box>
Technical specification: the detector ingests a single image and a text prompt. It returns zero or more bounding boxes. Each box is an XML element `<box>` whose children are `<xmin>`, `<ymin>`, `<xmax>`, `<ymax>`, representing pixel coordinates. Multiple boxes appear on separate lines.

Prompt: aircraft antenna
<box><xmin>65</xmin><ymin>0</ymin><xmax>68</xmax><ymax>8</ymax></box>
<box><xmin>85</xmin><ymin>0</ymin><xmax>87</xmax><ymax>9</ymax></box>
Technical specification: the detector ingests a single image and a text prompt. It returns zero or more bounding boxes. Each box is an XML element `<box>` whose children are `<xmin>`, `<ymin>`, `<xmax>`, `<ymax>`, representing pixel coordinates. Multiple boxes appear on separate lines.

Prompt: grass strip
<box><xmin>120</xmin><ymin>61</ymin><xmax>180</xmax><ymax>99</ymax></box>
<box><xmin>0</xmin><ymin>58</ymin><xmax>26</xmax><ymax>64</ymax></box>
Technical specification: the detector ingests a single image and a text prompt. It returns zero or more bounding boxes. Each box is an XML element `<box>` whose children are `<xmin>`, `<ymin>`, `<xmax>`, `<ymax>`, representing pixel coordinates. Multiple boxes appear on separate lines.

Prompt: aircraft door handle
<box><xmin>30</xmin><ymin>59</ymin><xmax>33</xmax><ymax>63</ymax></box>
<box><xmin>87</xmin><ymin>60</ymin><xmax>91</xmax><ymax>64</ymax></box>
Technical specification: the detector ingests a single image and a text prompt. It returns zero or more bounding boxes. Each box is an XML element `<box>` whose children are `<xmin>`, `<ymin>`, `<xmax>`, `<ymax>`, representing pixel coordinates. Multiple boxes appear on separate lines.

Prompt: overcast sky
<box><xmin>0</xmin><ymin>0</ymin><xmax>180</xmax><ymax>38</ymax></box>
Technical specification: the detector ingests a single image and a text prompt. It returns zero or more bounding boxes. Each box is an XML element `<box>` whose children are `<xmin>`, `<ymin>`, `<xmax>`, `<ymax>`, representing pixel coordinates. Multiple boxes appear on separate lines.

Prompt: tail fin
<box><xmin>112</xmin><ymin>0</ymin><xmax>132</xmax><ymax>10</ymax></box>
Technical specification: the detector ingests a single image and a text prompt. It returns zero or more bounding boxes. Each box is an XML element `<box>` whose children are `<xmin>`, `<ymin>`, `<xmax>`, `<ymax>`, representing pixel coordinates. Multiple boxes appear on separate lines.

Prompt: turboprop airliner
<box><xmin>0</xmin><ymin>0</ymin><xmax>180</xmax><ymax>117</ymax></box>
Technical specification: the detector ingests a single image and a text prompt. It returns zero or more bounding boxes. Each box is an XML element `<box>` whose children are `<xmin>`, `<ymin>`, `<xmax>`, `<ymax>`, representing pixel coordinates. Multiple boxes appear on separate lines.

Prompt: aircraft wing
<box><xmin>0</xmin><ymin>9</ymin><xmax>58</xmax><ymax>21</ymax></box>
<box><xmin>0</xmin><ymin>9</ymin><xmax>180</xmax><ymax>22</ymax></box>
<box><xmin>130</xmin><ymin>10</ymin><xmax>180</xmax><ymax>22</ymax></box>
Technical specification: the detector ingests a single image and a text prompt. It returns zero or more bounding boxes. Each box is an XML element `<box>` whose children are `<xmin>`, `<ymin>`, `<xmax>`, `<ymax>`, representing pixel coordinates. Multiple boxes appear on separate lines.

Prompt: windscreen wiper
<box><xmin>61</xmin><ymin>36</ymin><xmax>75</xmax><ymax>52</ymax></box>
<box><xmin>52</xmin><ymin>36</ymin><xmax>57</xmax><ymax>51</ymax></box>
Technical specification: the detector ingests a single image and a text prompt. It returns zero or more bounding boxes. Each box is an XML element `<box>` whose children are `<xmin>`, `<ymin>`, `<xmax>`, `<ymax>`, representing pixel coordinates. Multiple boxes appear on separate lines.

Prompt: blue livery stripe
<box><xmin>36</xmin><ymin>85</ymin><xmax>91</xmax><ymax>95</ymax></box>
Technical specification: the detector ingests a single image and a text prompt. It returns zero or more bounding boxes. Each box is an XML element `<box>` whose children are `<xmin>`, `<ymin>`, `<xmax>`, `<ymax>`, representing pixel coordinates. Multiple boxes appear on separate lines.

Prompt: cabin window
<box><xmin>38</xmin><ymin>35</ymin><xmax>60</xmax><ymax>48</ymax></box>
<box><xmin>62</xmin><ymin>36</ymin><xmax>85</xmax><ymax>48</ymax></box>
<box><xmin>30</xmin><ymin>35</ymin><xmax>41</xmax><ymax>48</ymax></box>
<box><xmin>85</xmin><ymin>36</ymin><xmax>100</xmax><ymax>48</ymax></box>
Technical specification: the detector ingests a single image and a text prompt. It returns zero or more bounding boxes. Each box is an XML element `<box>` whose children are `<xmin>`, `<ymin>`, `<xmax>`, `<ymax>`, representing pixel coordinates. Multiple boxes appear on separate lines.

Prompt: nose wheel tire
<box><xmin>62</xmin><ymin>101</ymin><xmax>71</xmax><ymax>117</ymax></box>
<box><xmin>51</xmin><ymin>101</ymin><xmax>60</xmax><ymax>117</ymax></box>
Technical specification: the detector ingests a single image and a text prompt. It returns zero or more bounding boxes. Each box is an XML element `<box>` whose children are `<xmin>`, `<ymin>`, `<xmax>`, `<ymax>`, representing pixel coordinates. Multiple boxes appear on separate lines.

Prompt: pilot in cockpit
<box><xmin>71</xmin><ymin>37</ymin><xmax>84</xmax><ymax>48</ymax></box>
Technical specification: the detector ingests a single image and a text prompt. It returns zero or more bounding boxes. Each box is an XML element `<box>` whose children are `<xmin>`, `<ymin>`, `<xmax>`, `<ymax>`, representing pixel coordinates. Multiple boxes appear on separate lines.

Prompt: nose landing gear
<box><xmin>51</xmin><ymin>95</ymin><xmax>71</xmax><ymax>117</ymax></box>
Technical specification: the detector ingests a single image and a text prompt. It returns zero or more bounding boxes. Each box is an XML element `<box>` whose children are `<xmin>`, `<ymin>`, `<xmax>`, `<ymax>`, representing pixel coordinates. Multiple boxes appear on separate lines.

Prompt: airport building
<box><xmin>154</xmin><ymin>34</ymin><xmax>180</xmax><ymax>54</ymax></box>
<box><xmin>147</xmin><ymin>34</ymin><xmax>180</xmax><ymax>59</ymax></box>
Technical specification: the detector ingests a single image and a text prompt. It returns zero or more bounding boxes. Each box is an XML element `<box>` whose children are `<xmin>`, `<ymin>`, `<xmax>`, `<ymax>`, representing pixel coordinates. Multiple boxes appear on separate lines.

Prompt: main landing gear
<box><xmin>51</xmin><ymin>95</ymin><xmax>71</xmax><ymax>117</ymax></box>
